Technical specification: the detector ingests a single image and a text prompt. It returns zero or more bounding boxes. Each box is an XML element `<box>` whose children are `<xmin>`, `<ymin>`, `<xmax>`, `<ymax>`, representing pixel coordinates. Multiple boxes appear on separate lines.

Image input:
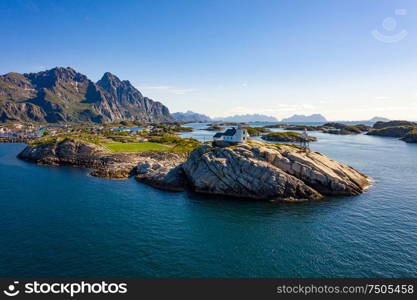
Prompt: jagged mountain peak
<box><xmin>0</xmin><ymin>67</ymin><xmax>173</xmax><ymax>123</ymax></box>
<box><xmin>96</xmin><ymin>72</ymin><xmax>141</xmax><ymax>103</ymax></box>
<box><xmin>29</xmin><ymin>66</ymin><xmax>76</xmax><ymax>77</ymax></box>
<box><xmin>98</xmin><ymin>72</ymin><xmax>133</xmax><ymax>89</ymax></box>
<box><xmin>97</xmin><ymin>72</ymin><xmax>128</xmax><ymax>90</ymax></box>
<box><xmin>51</xmin><ymin>66</ymin><xmax>76</xmax><ymax>73</ymax></box>
<box><xmin>25</xmin><ymin>66</ymin><xmax>88</xmax><ymax>87</ymax></box>
<box><xmin>100</xmin><ymin>71</ymin><xmax>120</xmax><ymax>82</ymax></box>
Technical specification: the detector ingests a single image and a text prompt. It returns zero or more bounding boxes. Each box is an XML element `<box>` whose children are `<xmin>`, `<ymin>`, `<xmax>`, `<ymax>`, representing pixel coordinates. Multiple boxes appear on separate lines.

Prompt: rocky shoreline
<box><xmin>18</xmin><ymin>138</ymin><xmax>187</xmax><ymax>180</ymax></box>
<box><xmin>18</xmin><ymin>138</ymin><xmax>370</xmax><ymax>202</ymax></box>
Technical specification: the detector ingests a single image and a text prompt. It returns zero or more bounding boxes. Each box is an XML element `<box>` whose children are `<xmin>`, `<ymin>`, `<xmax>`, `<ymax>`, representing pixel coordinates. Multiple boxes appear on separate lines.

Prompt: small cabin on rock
<box><xmin>213</xmin><ymin>126</ymin><xmax>250</xmax><ymax>143</ymax></box>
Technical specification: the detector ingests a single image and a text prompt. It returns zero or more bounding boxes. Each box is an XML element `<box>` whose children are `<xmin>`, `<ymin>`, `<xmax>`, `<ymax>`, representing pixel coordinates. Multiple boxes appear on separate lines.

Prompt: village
<box><xmin>0</xmin><ymin>121</ymin><xmax>203</xmax><ymax>156</ymax></box>
<box><xmin>0</xmin><ymin>122</ymin><xmax>191</xmax><ymax>143</ymax></box>
<box><xmin>0</xmin><ymin>119</ymin><xmax>322</xmax><ymax>156</ymax></box>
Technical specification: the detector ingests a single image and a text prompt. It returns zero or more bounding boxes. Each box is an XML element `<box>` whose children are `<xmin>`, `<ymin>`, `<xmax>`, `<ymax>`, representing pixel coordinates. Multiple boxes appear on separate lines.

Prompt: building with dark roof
<box><xmin>213</xmin><ymin>126</ymin><xmax>250</xmax><ymax>143</ymax></box>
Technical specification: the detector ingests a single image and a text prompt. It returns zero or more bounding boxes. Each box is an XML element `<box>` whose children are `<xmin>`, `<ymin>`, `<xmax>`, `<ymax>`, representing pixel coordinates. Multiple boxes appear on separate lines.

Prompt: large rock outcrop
<box><xmin>18</xmin><ymin>138</ymin><xmax>143</xmax><ymax>178</ymax></box>
<box><xmin>18</xmin><ymin>138</ymin><xmax>187</xmax><ymax>184</ymax></box>
<box><xmin>135</xmin><ymin>152</ymin><xmax>187</xmax><ymax>191</ymax></box>
<box><xmin>182</xmin><ymin>143</ymin><xmax>369</xmax><ymax>201</ymax></box>
<box><xmin>18</xmin><ymin>139</ymin><xmax>370</xmax><ymax>202</ymax></box>
<box><xmin>0</xmin><ymin>67</ymin><xmax>173</xmax><ymax>123</ymax></box>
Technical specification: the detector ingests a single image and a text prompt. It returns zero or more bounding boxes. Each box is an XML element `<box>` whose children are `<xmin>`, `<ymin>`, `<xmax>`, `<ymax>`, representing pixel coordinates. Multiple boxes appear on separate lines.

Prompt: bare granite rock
<box><xmin>182</xmin><ymin>142</ymin><xmax>370</xmax><ymax>201</ymax></box>
<box><xmin>18</xmin><ymin>139</ymin><xmax>370</xmax><ymax>202</ymax></box>
<box><xmin>258</xmin><ymin>144</ymin><xmax>369</xmax><ymax>196</ymax></box>
<box><xmin>18</xmin><ymin>138</ymin><xmax>143</xmax><ymax>178</ymax></box>
<box><xmin>18</xmin><ymin>138</ymin><xmax>188</xmax><ymax>189</ymax></box>
<box><xmin>135</xmin><ymin>152</ymin><xmax>187</xmax><ymax>191</ymax></box>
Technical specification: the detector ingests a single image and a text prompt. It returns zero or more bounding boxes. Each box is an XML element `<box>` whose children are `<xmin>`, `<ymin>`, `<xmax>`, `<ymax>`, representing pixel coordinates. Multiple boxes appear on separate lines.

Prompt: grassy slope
<box><xmin>265</xmin><ymin>131</ymin><xmax>301</xmax><ymax>137</ymax></box>
<box><xmin>103</xmin><ymin>142</ymin><xmax>171</xmax><ymax>152</ymax></box>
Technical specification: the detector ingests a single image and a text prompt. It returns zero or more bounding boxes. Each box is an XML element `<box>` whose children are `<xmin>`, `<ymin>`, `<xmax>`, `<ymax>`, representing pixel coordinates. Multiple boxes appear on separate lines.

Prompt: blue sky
<box><xmin>1</xmin><ymin>0</ymin><xmax>417</xmax><ymax>120</ymax></box>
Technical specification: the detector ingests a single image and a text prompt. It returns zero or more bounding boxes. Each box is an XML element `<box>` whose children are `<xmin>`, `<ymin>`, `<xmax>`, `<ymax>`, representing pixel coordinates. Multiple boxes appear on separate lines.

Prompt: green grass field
<box><xmin>103</xmin><ymin>142</ymin><xmax>171</xmax><ymax>153</ymax></box>
<box><xmin>264</xmin><ymin>131</ymin><xmax>301</xmax><ymax>137</ymax></box>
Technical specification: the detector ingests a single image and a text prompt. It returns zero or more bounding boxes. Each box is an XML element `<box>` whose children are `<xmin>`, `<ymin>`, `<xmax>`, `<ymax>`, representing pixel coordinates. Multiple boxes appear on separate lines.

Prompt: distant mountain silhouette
<box><xmin>214</xmin><ymin>114</ymin><xmax>278</xmax><ymax>122</ymax></box>
<box><xmin>172</xmin><ymin>110</ymin><xmax>212</xmax><ymax>122</ymax></box>
<box><xmin>281</xmin><ymin>114</ymin><xmax>327</xmax><ymax>122</ymax></box>
<box><xmin>368</xmin><ymin>116</ymin><xmax>390</xmax><ymax>122</ymax></box>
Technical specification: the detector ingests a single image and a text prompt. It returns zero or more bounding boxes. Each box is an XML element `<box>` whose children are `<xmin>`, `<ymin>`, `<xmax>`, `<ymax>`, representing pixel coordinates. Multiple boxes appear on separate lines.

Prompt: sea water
<box><xmin>0</xmin><ymin>124</ymin><xmax>416</xmax><ymax>277</ymax></box>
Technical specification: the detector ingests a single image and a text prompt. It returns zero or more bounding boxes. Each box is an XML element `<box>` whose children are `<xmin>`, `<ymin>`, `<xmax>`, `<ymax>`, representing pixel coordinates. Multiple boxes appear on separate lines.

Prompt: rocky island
<box><xmin>240</xmin><ymin>126</ymin><xmax>272</xmax><ymax>136</ymax></box>
<box><xmin>261</xmin><ymin>132</ymin><xmax>317</xmax><ymax>142</ymax></box>
<box><xmin>204</xmin><ymin>124</ymin><xmax>225</xmax><ymax>131</ymax></box>
<box><xmin>263</xmin><ymin>123</ymin><xmax>371</xmax><ymax>135</ymax></box>
<box><xmin>18</xmin><ymin>138</ymin><xmax>370</xmax><ymax>202</ymax></box>
<box><xmin>367</xmin><ymin>120</ymin><xmax>417</xmax><ymax>143</ymax></box>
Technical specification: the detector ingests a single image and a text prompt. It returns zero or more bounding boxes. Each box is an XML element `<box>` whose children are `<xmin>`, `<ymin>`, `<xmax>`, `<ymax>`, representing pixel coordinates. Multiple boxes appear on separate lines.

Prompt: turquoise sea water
<box><xmin>1</xmin><ymin>123</ymin><xmax>417</xmax><ymax>277</ymax></box>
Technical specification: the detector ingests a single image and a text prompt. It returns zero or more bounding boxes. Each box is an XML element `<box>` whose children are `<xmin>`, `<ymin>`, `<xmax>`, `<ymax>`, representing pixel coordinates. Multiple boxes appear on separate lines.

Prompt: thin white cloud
<box><xmin>375</xmin><ymin>96</ymin><xmax>392</xmax><ymax>100</ymax></box>
<box><xmin>138</xmin><ymin>85</ymin><xmax>172</xmax><ymax>90</ymax></box>
<box><xmin>137</xmin><ymin>85</ymin><xmax>194</xmax><ymax>95</ymax></box>
<box><xmin>172</xmin><ymin>88</ymin><xmax>194</xmax><ymax>95</ymax></box>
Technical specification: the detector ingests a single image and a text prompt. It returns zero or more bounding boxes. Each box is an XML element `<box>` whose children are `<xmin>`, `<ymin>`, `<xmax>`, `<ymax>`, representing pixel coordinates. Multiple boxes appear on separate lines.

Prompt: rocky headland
<box><xmin>367</xmin><ymin>120</ymin><xmax>417</xmax><ymax>142</ymax></box>
<box><xmin>18</xmin><ymin>138</ymin><xmax>186</xmax><ymax>180</ymax></box>
<box><xmin>400</xmin><ymin>129</ymin><xmax>417</xmax><ymax>143</ymax></box>
<box><xmin>18</xmin><ymin>138</ymin><xmax>370</xmax><ymax>202</ymax></box>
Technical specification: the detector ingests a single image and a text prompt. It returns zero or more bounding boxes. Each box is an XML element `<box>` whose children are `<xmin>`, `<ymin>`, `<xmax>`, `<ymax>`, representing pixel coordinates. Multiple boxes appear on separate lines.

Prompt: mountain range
<box><xmin>0</xmin><ymin>67</ymin><xmax>173</xmax><ymax>123</ymax></box>
<box><xmin>171</xmin><ymin>110</ymin><xmax>212</xmax><ymax>122</ymax></box>
<box><xmin>281</xmin><ymin>114</ymin><xmax>327</xmax><ymax>122</ymax></box>
<box><xmin>367</xmin><ymin>116</ymin><xmax>390</xmax><ymax>122</ymax></box>
<box><xmin>214</xmin><ymin>114</ymin><xmax>278</xmax><ymax>122</ymax></box>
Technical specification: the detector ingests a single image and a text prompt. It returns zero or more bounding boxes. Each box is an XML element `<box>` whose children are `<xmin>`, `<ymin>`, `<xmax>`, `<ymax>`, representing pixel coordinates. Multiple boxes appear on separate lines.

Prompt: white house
<box><xmin>213</xmin><ymin>126</ymin><xmax>250</xmax><ymax>143</ymax></box>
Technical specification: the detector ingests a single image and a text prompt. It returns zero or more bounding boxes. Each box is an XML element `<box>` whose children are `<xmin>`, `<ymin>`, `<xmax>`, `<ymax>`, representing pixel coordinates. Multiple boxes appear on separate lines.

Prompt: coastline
<box><xmin>17</xmin><ymin>138</ymin><xmax>370</xmax><ymax>202</ymax></box>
